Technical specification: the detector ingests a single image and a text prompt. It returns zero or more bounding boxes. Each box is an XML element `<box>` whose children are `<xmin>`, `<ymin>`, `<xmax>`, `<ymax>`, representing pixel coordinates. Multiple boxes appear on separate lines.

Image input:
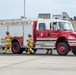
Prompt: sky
<box><xmin>0</xmin><ymin>0</ymin><xmax>76</xmax><ymax>19</ymax></box>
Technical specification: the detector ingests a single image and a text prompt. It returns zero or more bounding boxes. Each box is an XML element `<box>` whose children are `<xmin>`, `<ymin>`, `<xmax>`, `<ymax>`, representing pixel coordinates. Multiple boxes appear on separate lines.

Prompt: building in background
<box><xmin>52</xmin><ymin>15</ymin><xmax>62</xmax><ymax>19</ymax></box>
<box><xmin>62</xmin><ymin>12</ymin><xmax>71</xmax><ymax>20</ymax></box>
<box><xmin>52</xmin><ymin>12</ymin><xmax>71</xmax><ymax>20</ymax></box>
<box><xmin>38</xmin><ymin>13</ymin><xmax>51</xmax><ymax>19</ymax></box>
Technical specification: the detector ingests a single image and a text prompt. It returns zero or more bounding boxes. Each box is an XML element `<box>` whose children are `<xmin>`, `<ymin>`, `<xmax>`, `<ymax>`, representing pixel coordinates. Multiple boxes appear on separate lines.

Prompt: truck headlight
<box><xmin>68</xmin><ymin>36</ymin><xmax>75</xmax><ymax>39</ymax></box>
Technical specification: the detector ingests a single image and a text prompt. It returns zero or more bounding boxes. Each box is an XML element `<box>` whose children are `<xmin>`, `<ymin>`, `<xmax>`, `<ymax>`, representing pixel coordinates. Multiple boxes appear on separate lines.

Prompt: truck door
<box><xmin>35</xmin><ymin>22</ymin><xmax>47</xmax><ymax>48</ymax></box>
<box><xmin>49</xmin><ymin>22</ymin><xmax>59</xmax><ymax>38</ymax></box>
<box><xmin>44</xmin><ymin>22</ymin><xmax>59</xmax><ymax>48</ymax></box>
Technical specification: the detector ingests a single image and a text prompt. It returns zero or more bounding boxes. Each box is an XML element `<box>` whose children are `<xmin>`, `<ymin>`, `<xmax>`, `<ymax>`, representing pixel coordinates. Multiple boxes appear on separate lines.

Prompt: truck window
<box><xmin>39</xmin><ymin>23</ymin><xmax>46</xmax><ymax>30</ymax></box>
<box><xmin>50</xmin><ymin>22</ymin><xmax>58</xmax><ymax>30</ymax></box>
<box><xmin>58</xmin><ymin>22</ymin><xmax>64</xmax><ymax>30</ymax></box>
<box><xmin>58</xmin><ymin>22</ymin><xmax>74</xmax><ymax>32</ymax></box>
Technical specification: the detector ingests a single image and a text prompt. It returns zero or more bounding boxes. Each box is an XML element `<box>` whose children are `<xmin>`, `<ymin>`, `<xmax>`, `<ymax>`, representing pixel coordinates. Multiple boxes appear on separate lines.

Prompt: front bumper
<box><xmin>68</xmin><ymin>40</ymin><xmax>76</xmax><ymax>47</ymax></box>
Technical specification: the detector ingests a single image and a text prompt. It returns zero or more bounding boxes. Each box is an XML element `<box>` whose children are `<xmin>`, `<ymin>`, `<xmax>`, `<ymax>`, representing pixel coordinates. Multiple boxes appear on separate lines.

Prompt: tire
<box><xmin>12</xmin><ymin>42</ymin><xmax>21</xmax><ymax>54</ymax></box>
<box><xmin>57</xmin><ymin>42</ymin><xmax>69</xmax><ymax>56</ymax></box>
<box><xmin>72</xmin><ymin>49</ymin><xmax>76</xmax><ymax>55</ymax></box>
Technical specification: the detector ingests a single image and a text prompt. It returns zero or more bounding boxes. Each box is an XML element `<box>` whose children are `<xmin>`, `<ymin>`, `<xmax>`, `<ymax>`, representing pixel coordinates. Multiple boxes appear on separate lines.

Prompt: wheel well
<box><xmin>12</xmin><ymin>40</ymin><xmax>20</xmax><ymax>45</ymax></box>
<box><xmin>56</xmin><ymin>37</ymin><xmax>69</xmax><ymax>48</ymax></box>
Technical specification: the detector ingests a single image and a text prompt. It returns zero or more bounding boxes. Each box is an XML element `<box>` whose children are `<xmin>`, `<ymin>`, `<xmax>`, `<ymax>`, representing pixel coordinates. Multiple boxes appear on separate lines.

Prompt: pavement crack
<box><xmin>0</xmin><ymin>56</ymin><xmax>46</xmax><ymax>69</ymax></box>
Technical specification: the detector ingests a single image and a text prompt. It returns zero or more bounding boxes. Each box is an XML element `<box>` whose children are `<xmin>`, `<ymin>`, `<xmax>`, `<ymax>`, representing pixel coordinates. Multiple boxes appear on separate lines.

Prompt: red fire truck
<box><xmin>0</xmin><ymin>19</ymin><xmax>76</xmax><ymax>55</ymax></box>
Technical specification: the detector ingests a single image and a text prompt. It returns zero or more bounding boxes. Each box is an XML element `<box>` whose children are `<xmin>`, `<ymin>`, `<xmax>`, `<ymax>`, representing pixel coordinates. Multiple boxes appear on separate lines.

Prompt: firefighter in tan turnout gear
<box><xmin>26</xmin><ymin>34</ymin><xmax>34</xmax><ymax>54</ymax></box>
<box><xmin>3</xmin><ymin>31</ymin><xmax>14</xmax><ymax>54</ymax></box>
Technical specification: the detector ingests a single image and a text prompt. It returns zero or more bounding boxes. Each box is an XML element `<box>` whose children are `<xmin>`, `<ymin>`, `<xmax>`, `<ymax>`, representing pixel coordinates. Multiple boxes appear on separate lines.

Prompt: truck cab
<box><xmin>34</xmin><ymin>19</ymin><xmax>76</xmax><ymax>55</ymax></box>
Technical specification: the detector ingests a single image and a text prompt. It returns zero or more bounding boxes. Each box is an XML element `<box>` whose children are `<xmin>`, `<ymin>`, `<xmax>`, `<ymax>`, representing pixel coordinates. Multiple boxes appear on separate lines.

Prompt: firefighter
<box><xmin>3</xmin><ymin>31</ymin><xmax>14</xmax><ymax>54</ymax></box>
<box><xmin>46</xmin><ymin>49</ymin><xmax>53</xmax><ymax>54</ymax></box>
<box><xmin>26</xmin><ymin>34</ymin><xmax>34</xmax><ymax>54</ymax></box>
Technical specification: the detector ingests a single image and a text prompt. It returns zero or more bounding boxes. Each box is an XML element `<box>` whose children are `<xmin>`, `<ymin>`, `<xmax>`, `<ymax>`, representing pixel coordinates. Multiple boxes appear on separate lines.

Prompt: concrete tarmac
<box><xmin>0</xmin><ymin>50</ymin><xmax>76</xmax><ymax>75</ymax></box>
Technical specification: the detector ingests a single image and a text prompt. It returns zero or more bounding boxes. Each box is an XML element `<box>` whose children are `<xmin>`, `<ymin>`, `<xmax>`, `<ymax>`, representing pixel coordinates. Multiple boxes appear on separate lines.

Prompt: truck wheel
<box><xmin>72</xmin><ymin>49</ymin><xmax>76</xmax><ymax>55</ymax></box>
<box><xmin>57</xmin><ymin>42</ymin><xmax>69</xmax><ymax>56</ymax></box>
<box><xmin>12</xmin><ymin>42</ymin><xmax>21</xmax><ymax>54</ymax></box>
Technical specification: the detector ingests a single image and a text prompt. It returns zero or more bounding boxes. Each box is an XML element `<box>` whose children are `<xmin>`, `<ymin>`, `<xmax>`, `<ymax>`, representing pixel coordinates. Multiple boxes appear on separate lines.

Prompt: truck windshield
<box><xmin>58</xmin><ymin>22</ymin><xmax>74</xmax><ymax>32</ymax></box>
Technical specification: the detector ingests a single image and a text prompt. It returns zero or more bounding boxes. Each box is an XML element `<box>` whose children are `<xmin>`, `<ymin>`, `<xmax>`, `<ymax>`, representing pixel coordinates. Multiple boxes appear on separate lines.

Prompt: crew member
<box><xmin>46</xmin><ymin>49</ymin><xmax>53</xmax><ymax>54</ymax></box>
<box><xmin>26</xmin><ymin>34</ymin><xmax>34</xmax><ymax>54</ymax></box>
<box><xmin>3</xmin><ymin>31</ymin><xmax>14</xmax><ymax>54</ymax></box>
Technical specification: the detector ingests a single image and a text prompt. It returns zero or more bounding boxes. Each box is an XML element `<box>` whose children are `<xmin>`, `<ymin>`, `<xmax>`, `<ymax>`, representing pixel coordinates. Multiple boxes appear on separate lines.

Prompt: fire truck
<box><xmin>0</xmin><ymin>18</ymin><xmax>76</xmax><ymax>55</ymax></box>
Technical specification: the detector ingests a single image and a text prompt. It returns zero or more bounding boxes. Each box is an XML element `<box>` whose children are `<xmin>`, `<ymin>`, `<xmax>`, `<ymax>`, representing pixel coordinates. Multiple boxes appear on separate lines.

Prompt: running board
<box><xmin>34</xmin><ymin>47</ymin><xmax>55</xmax><ymax>50</ymax></box>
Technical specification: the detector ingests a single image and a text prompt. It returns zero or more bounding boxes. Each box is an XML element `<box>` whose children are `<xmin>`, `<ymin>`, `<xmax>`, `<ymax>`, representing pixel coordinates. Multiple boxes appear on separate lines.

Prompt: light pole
<box><xmin>24</xmin><ymin>0</ymin><xmax>25</xmax><ymax>17</ymax></box>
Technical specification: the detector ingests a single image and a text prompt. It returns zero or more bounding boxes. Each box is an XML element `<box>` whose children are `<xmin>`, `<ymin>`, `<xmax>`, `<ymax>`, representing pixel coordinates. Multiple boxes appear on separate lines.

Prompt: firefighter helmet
<box><xmin>6</xmin><ymin>31</ymin><xmax>9</xmax><ymax>35</ymax></box>
<box><xmin>28</xmin><ymin>34</ymin><xmax>32</xmax><ymax>37</ymax></box>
